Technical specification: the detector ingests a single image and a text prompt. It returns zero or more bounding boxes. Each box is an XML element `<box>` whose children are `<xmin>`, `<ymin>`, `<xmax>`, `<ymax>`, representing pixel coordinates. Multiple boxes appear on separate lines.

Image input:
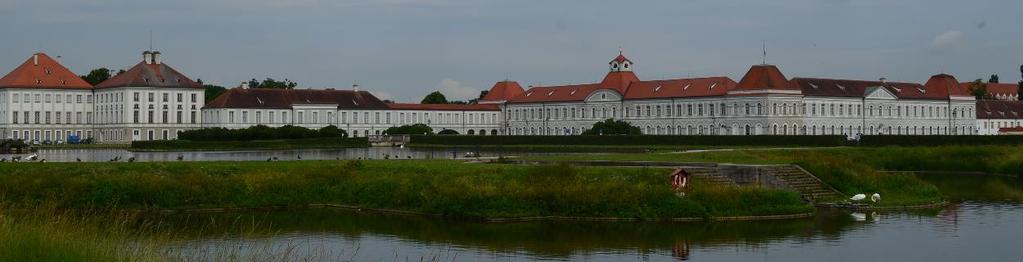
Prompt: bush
<box><xmin>384</xmin><ymin>124</ymin><xmax>433</xmax><ymax>135</ymax></box>
<box><xmin>411</xmin><ymin>135</ymin><xmax>848</xmax><ymax>147</ymax></box>
<box><xmin>582</xmin><ymin>119</ymin><xmax>642</xmax><ymax>135</ymax></box>
<box><xmin>437</xmin><ymin>129</ymin><xmax>459</xmax><ymax>135</ymax></box>
<box><xmin>178</xmin><ymin>125</ymin><xmax>347</xmax><ymax>141</ymax></box>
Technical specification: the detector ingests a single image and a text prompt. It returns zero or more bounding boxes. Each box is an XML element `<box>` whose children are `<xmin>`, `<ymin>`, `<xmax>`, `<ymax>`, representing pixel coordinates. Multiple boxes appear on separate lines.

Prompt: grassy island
<box><xmin>0</xmin><ymin>160</ymin><xmax>811</xmax><ymax>219</ymax></box>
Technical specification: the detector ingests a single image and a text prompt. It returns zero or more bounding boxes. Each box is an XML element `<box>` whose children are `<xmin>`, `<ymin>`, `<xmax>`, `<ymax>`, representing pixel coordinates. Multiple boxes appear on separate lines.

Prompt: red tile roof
<box><xmin>599</xmin><ymin>71</ymin><xmax>640</xmax><ymax>92</ymax></box>
<box><xmin>508</xmin><ymin>83</ymin><xmax>607</xmax><ymax>104</ymax></box>
<box><xmin>923</xmin><ymin>74</ymin><xmax>970</xmax><ymax>98</ymax></box>
<box><xmin>734</xmin><ymin>64</ymin><xmax>796</xmax><ymax>91</ymax></box>
<box><xmin>611</xmin><ymin>54</ymin><xmax>631</xmax><ymax>64</ymax></box>
<box><xmin>961</xmin><ymin>82</ymin><xmax>1019</xmax><ymax>99</ymax></box>
<box><xmin>624</xmin><ymin>77</ymin><xmax>737</xmax><ymax>99</ymax></box>
<box><xmin>0</xmin><ymin>53</ymin><xmax>92</xmax><ymax>89</ymax></box>
<box><xmin>480</xmin><ymin>81</ymin><xmax>525</xmax><ymax>102</ymax></box>
<box><xmin>95</xmin><ymin>61</ymin><xmax>201</xmax><ymax>89</ymax></box>
<box><xmin>386</xmin><ymin>103</ymin><xmax>499</xmax><ymax>111</ymax></box>
<box><xmin>204</xmin><ymin>88</ymin><xmax>389</xmax><ymax>110</ymax></box>
<box><xmin>793</xmin><ymin>78</ymin><xmax>923</xmax><ymax>98</ymax></box>
<box><xmin>976</xmin><ymin>100</ymin><xmax>1023</xmax><ymax>119</ymax></box>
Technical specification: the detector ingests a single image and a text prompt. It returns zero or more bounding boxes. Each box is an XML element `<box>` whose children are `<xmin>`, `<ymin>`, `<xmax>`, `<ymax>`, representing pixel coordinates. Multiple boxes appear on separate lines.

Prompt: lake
<box><xmin>153</xmin><ymin>174</ymin><xmax>1023</xmax><ymax>261</ymax></box>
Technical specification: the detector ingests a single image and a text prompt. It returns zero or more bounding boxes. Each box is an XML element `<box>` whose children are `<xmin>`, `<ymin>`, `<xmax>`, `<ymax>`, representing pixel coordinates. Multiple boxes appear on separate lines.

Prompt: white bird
<box><xmin>850</xmin><ymin>194</ymin><xmax>866</xmax><ymax>201</ymax></box>
<box><xmin>871</xmin><ymin>193</ymin><xmax>881</xmax><ymax>203</ymax></box>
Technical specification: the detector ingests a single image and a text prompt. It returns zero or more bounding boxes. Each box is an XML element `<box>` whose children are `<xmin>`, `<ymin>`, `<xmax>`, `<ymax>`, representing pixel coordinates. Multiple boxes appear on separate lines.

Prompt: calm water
<box><xmin>0</xmin><ymin>147</ymin><xmax>557</xmax><ymax>162</ymax></box>
<box><xmin>154</xmin><ymin>175</ymin><xmax>1023</xmax><ymax>262</ymax></box>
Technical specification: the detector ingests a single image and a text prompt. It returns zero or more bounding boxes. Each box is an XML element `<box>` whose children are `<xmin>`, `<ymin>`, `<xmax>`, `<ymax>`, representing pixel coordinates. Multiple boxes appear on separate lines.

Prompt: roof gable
<box><xmin>865</xmin><ymin>86</ymin><xmax>897</xmax><ymax>100</ymax></box>
<box><xmin>0</xmin><ymin>53</ymin><xmax>92</xmax><ymax>89</ymax></box>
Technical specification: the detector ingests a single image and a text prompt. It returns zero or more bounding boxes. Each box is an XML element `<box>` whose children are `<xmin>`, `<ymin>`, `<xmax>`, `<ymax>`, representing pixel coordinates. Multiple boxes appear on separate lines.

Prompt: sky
<box><xmin>1</xmin><ymin>0</ymin><xmax>1021</xmax><ymax>102</ymax></box>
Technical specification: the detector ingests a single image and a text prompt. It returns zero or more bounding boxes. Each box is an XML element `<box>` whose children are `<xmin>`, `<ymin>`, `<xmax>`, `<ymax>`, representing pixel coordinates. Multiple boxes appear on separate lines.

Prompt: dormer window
<box><xmin>44</xmin><ymin>68</ymin><xmax>51</xmax><ymax>75</ymax></box>
<box><xmin>526</xmin><ymin>92</ymin><xmax>533</xmax><ymax>97</ymax></box>
<box><xmin>917</xmin><ymin>87</ymin><xmax>927</xmax><ymax>93</ymax></box>
<box><xmin>547</xmin><ymin>91</ymin><xmax>554</xmax><ymax>96</ymax></box>
<box><xmin>35</xmin><ymin>79</ymin><xmax>42</xmax><ymax>84</ymax></box>
<box><xmin>809</xmin><ymin>83</ymin><xmax>819</xmax><ymax>89</ymax></box>
<box><xmin>570</xmin><ymin>89</ymin><xmax>577</xmax><ymax>95</ymax></box>
<box><xmin>710</xmin><ymin>83</ymin><xmax>718</xmax><ymax>89</ymax></box>
<box><xmin>654</xmin><ymin>85</ymin><xmax>662</xmax><ymax>92</ymax></box>
<box><xmin>683</xmin><ymin>84</ymin><xmax>691</xmax><ymax>90</ymax></box>
<box><xmin>836</xmin><ymin>84</ymin><xmax>846</xmax><ymax>91</ymax></box>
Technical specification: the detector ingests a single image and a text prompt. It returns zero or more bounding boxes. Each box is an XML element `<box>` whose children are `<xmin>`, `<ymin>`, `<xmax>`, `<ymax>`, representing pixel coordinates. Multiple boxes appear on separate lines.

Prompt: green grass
<box><xmin>518</xmin><ymin>146</ymin><xmax>1023</xmax><ymax>206</ymax></box>
<box><xmin>0</xmin><ymin>160</ymin><xmax>811</xmax><ymax>219</ymax></box>
<box><xmin>0</xmin><ymin>207</ymin><xmax>165</xmax><ymax>262</ymax></box>
<box><xmin>130</xmin><ymin>137</ymin><xmax>369</xmax><ymax>151</ymax></box>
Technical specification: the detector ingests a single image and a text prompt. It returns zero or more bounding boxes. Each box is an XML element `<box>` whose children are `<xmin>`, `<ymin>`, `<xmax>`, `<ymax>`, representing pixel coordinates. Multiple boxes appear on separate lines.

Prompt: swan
<box><xmin>850</xmin><ymin>194</ymin><xmax>866</xmax><ymax>201</ymax></box>
<box><xmin>871</xmin><ymin>193</ymin><xmax>881</xmax><ymax>203</ymax></box>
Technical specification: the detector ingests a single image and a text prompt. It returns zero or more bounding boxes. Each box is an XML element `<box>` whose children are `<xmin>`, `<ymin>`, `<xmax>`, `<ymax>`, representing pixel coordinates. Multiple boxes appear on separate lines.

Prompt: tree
<box><xmin>989</xmin><ymin>74</ymin><xmax>999</xmax><ymax>83</ymax></box>
<box><xmin>318</xmin><ymin>125</ymin><xmax>348</xmax><ymax>137</ymax></box>
<box><xmin>247</xmin><ymin>78</ymin><xmax>297</xmax><ymax>89</ymax></box>
<box><xmin>203</xmin><ymin>85</ymin><xmax>227</xmax><ymax>103</ymax></box>
<box><xmin>421</xmin><ymin>91</ymin><xmax>448</xmax><ymax>104</ymax></box>
<box><xmin>384</xmin><ymin>124</ymin><xmax>433</xmax><ymax>135</ymax></box>
<box><xmin>80</xmin><ymin>68</ymin><xmax>112</xmax><ymax>85</ymax></box>
<box><xmin>967</xmin><ymin>79</ymin><xmax>988</xmax><ymax>100</ymax></box>
<box><xmin>582</xmin><ymin>119</ymin><xmax>642</xmax><ymax>135</ymax></box>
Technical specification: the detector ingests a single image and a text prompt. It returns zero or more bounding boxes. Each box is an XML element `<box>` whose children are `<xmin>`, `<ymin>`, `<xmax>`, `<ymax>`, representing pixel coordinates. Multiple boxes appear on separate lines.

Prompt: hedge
<box><xmin>859</xmin><ymin>135</ymin><xmax>1023</xmax><ymax>146</ymax></box>
<box><xmin>410</xmin><ymin>135</ymin><xmax>849</xmax><ymax>147</ymax></box>
<box><xmin>131</xmin><ymin>137</ymin><xmax>368</xmax><ymax>151</ymax></box>
<box><xmin>178</xmin><ymin>125</ymin><xmax>346</xmax><ymax>141</ymax></box>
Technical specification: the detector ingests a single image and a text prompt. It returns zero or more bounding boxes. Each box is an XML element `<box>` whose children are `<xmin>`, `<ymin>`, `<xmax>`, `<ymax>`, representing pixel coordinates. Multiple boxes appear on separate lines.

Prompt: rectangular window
<box><xmin>176</xmin><ymin>93</ymin><xmax>183</xmax><ymax>102</ymax></box>
<box><xmin>162</xmin><ymin>93</ymin><xmax>168</xmax><ymax>102</ymax></box>
<box><xmin>191</xmin><ymin>94</ymin><xmax>197</xmax><ymax>103</ymax></box>
<box><xmin>190</xmin><ymin>111</ymin><xmax>197</xmax><ymax>124</ymax></box>
<box><xmin>133</xmin><ymin>111</ymin><xmax>139</xmax><ymax>123</ymax></box>
<box><xmin>148</xmin><ymin>93</ymin><xmax>154</xmax><ymax>102</ymax></box>
<box><xmin>55</xmin><ymin>94</ymin><xmax>62</xmax><ymax>103</ymax></box>
<box><xmin>76</xmin><ymin>95</ymin><xmax>82</xmax><ymax>103</ymax></box>
<box><xmin>12</xmin><ymin>94</ymin><xmax>18</xmax><ymax>103</ymax></box>
<box><xmin>86</xmin><ymin>95</ymin><xmax>92</xmax><ymax>103</ymax></box>
<box><xmin>12</xmin><ymin>111</ymin><xmax>18</xmax><ymax>124</ymax></box>
<box><xmin>229</xmin><ymin>111</ymin><xmax>235</xmax><ymax>123</ymax></box>
<box><xmin>35</xmin><ymin>94</ymin><xmax>41</xmax><ymax>103</ymax></box>
<box><xmin>134</xmin><ymin>92</ymin><xmax>140</xmax><ymax>102</ymax></box>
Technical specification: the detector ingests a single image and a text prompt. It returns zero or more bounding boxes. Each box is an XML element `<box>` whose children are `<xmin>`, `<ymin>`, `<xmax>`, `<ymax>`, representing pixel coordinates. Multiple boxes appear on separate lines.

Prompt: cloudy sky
<box><xmin>1</xmin><ymin>0</ymin><xmax>1020</xmax><ymax>101</ymax></box>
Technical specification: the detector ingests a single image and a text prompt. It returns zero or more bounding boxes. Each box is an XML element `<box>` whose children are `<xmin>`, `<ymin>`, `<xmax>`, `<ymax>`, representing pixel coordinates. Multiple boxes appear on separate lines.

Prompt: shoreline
<box><xmin>145</xmin><ymin>203</ymin><xmax>816</xmax><ymax>222</ymax></box>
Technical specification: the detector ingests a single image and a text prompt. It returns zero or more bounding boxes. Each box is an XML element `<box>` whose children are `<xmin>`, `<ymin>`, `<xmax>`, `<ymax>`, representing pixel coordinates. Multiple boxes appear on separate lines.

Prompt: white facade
<box><xmin>202</xmin><ymin>105</ymin><xmax>502</xmax><ymax>136</ymax></box>
<box><xmin>93</xmin><ymin>87</ymin><xmax>204</xmax><ymax>143</ymax></box>
<box><xmin>0</xmin><ymin>88</ymin><xmax>95</xmax><ymax>142</ymax></box>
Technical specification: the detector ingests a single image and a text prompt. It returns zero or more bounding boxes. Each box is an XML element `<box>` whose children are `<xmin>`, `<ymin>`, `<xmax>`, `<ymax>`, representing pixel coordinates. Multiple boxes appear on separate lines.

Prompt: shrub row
<box><xmin>411</xmin><ymin>135</ymin><xmax>849</xmax><ymax>147</ymax></box>
<box><xmin>178</xmin><ymin>125</ymin><xmax>347</xmax><ymax>141</ymax></box>
<box><xmin>859</xmin><ymin>135</ymin><xmax>1023</xmax><ymax>146</ymax></box>
<box><xmin>131</xmin><ymin>137</ymin><xmax>368</xmax><ymax>150</ymax></box>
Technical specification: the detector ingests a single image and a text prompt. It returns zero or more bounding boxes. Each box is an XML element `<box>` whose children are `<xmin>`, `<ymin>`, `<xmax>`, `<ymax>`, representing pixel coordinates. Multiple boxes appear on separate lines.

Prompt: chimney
<box><xmin>143</xmin><ymin>51</ymin><xmax>153</xmax><ymax>65</ymax></box>
<box><xmin>33</xmin><ymin>54</ymin><xmax>39</xmax><ymax>66</ymax></box>
<box><xmin>152</xmin><ymin>51</ymin><xmax>161</xmax><ymax>65</ymax></box>
<box><xmin>352</xmin><ymin>84</ymin><xmax>359</xmax><ymax>92</ymax></box>
<box><xmin>879</xmin><ymin>77</ymin><xmax>887</xmax><ymax>84</ymax></box>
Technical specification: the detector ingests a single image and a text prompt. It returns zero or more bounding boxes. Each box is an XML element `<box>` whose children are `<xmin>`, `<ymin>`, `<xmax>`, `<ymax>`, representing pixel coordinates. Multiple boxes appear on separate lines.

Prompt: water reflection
<box><xmin>148</xmin><ymin>175</ymin><xmax>1023</xmax><ymax>261</ymax></box>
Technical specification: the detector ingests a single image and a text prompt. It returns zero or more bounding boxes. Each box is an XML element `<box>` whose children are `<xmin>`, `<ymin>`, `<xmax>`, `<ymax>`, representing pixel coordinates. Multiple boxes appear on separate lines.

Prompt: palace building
<box><xmin>1</xmin><ymin>50</ymin><xmax>1021</xmax><ymax>143</ymax></box>
<box><xmin>500</xmin><ymin>52</ymin><xmax>987</xmax><ymax>138</ymax></box>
